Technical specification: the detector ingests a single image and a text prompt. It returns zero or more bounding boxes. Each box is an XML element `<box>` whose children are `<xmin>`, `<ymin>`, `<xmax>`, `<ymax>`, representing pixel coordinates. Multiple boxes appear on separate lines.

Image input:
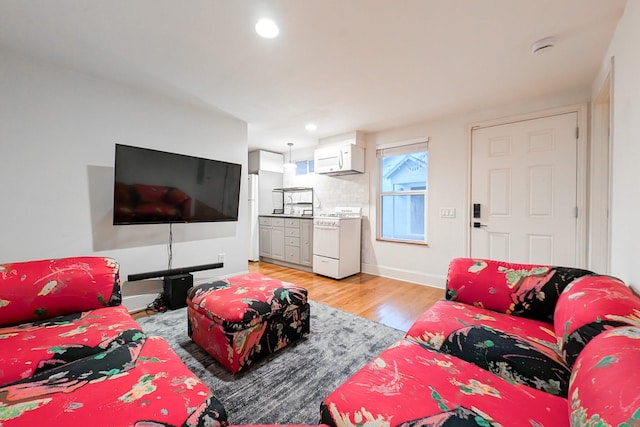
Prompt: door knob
<box><xmin>473</xmin><ymin>222</ymin><xmax>488</xmax><ymax>228</ymax></box>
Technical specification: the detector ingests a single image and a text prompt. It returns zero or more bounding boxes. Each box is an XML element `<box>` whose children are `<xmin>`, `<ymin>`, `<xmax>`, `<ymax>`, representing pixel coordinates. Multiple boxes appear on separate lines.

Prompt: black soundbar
<box><xmin>127</xmin><ymin>262</ymin><xmax>224</xmax><ymax>282</ymax></box>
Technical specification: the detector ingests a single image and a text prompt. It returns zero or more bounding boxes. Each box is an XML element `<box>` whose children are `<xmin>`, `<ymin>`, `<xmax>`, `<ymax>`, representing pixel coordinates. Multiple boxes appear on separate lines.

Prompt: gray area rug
<box><xmin>136</xmin><ymin>300</ymin><xmax>404</xmax><ymax>425</ymax></box>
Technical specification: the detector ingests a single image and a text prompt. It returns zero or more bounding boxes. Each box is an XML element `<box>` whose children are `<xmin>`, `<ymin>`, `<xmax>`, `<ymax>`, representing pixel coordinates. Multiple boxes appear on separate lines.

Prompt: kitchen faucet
<box><xmin>286</xmin><ymin>195</ymin><xmax>294</xmax><ymax>215</ymax></box>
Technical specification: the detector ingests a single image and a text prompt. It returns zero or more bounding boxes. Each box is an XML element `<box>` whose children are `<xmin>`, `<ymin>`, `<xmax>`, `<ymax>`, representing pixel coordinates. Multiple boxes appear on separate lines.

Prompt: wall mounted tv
<box><xmin>113</xmin><ymin>144</ymin><xmax>242</xmax><ymax>225</ymax></box>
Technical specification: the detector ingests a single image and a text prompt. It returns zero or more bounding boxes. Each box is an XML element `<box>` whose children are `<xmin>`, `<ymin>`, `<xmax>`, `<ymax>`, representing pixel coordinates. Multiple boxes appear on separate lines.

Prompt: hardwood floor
<box><xmin>248</xmin><ymin>261</ymin><xmax>444</xmax><ymax>332</ymax></box>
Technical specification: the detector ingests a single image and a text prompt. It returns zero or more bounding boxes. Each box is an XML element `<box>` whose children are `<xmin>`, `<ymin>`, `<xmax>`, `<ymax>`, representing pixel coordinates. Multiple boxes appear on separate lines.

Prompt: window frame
<box><xmin>376</xmin><ymin>138</ymin><xmax>429</xmax><ymax>245</ymax></box>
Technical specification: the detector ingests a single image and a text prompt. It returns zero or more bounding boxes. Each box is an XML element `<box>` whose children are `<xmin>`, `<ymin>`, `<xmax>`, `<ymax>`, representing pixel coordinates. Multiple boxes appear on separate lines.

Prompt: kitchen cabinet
<box><xmin>284</xmin><ymin>218</ymin><xmax>301</xmax><ymax>264</ymax></box>
<box><xmin>258</xmin><ymin>225</ymin><xmax>272</xmax><ymax>257</ymax></box>
<box><xmin>259</xmin><ymin>215</ymin><xmax>313</xmax><ymax>271</ymax></box>
<box><xmin>300</xmin><ymin>219</ymin><xmax>313</xmax><ymax>266</ymax></box>
<box><xmin>271</xmin><ymin>225</ymin><xmax>285</xmax><ymax>260</ymax></box>
<box><xmin>258</xmin><ymin>217</ymin><xmax>284</xmax><ymax>260</ymax></box>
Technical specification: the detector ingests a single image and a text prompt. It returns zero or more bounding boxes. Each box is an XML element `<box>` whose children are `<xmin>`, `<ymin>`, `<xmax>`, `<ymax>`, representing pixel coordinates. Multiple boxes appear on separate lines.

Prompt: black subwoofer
<box><xmin>163</xmin><ymin>273</ymin><xmax>194</xmax><ymax>309</ymax></box>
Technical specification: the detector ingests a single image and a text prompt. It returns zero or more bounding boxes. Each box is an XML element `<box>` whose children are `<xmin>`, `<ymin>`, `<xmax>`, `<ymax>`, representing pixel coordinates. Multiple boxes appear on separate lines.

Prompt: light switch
<box><xmin>440</xmin><ymin>207</ymin><xmax>456</xmax><ymax>218</ymax></box>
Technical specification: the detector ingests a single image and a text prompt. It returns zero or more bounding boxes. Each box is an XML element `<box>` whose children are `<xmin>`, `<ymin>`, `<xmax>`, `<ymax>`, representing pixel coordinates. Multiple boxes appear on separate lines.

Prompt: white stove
<box><xmin>314</xmin><ymin>207</ymin><xmax>362</xmax><ymax>225</ymax></box>
<box><xmin>313</xmin><ymin>207</ymin><xmax>362</xmax><ymax>279</ymax></box>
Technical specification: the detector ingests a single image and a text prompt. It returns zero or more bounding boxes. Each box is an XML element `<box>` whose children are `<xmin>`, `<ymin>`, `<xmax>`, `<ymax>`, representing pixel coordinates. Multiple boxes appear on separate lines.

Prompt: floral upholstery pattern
<box><xmin>445</xmin><ymin>258</ymin><xmax>593</xmax><ymax>323</ymax></box>
<box><xmin>568</xmin><ymin>327</ymin><xmax>640</xmax><ymax>427</ymax></box>
<box><xmin>321</xmin><ymin>339</ymin><xmax>569</xmax><ymax>427</ymax></box>
<box><xmin>0</xmin><ymin>256</ymin><xmax>228</xmax><ymax>427</ymax></box>
<box><xmin>554</xmin><ymin>274</ymin><xmax>640</xmax><ymax>367</ymax></box>
<box><xmin>187</xmin><ymin>273</ymin><xmax>310</xmax><ymax>373</ymax></box>
<box><xmin>406</xmin><ymin>300</ymin><xmax>569</xmax><ymax>396</ymax></box>
<box><xmin>0</xmin><ymin>257</ymin><xmax>121</xmax><ymax>326</ymax></box>
<box><xmin>0</xmin><ymin>336</ymin><xmax>228</xmax><ymax>426</ymax></box>
<box><xmin>0</xmin><ymin>305</ymin><xmax>143</xmax><ymax>387</ymax></box>
<box><xmin>324</xmin><ymin>258</ymin><xmax>640</xmax><ymax>427</ymax></box>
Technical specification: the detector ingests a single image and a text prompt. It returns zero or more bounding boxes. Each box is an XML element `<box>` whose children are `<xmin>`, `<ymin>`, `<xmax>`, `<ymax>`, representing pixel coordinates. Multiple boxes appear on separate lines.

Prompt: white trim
<box><xmin>470</xmin><ymin>104</ymin><xmax>587</xmax><ymax>131</ymax></box>
<box><xmin>375</xmin><ymin>136</ymin><xmax>429</xmax><ymax>151</ymax></box>
<box><xmin>467</xmin><ymin>104</ymin><xmax>589</xmax><ymax>268</ymax></box>
<box><xmin>361</xmin><ymin>263</ymin><xmax>446</xmax><ymax>289</ymax></box>
<box><xmin>588</xmin><ymin>57</ymin><xmax>614</xmax><ymax>274</ymax></box>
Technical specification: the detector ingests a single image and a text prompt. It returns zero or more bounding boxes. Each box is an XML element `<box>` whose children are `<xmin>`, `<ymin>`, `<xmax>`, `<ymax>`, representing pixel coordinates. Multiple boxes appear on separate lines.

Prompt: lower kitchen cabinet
<box><xmin>300</xmin><ymin>218</ymin><xmax>313</xmax><ymax>266</ymax></box>
<box><xmin>271</xmin><ymin>225</ymin><xmax>285</xmax><ymax>260</ymax></box>
<box><xmin>259</xmin><ymin>216</ymin><xmax>313</xmax><ymax>271</ymax></box>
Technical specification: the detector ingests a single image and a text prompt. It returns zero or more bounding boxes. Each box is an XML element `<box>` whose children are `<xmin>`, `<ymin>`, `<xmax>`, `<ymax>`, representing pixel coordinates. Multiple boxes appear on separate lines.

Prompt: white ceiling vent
<box><xmin>531</xmin><ymin>37</ymin><xmax>556</xmax><ymax>54</ymax></box>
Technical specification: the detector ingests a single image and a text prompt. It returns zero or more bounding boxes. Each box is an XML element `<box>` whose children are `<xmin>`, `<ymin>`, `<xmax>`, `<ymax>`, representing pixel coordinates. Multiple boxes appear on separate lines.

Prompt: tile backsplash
<box><xmin>283</xmin><ymin>171</ymin><xmax>370</xmax><ymax>216</ymax></box>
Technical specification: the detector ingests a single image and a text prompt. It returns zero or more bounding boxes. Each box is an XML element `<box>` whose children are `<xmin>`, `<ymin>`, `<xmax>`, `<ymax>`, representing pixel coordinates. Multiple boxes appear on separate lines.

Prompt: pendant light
<box><xmin>283</xmin><ymin>142</ymin><xmax>297</xmax><ymax>171</ymax></box>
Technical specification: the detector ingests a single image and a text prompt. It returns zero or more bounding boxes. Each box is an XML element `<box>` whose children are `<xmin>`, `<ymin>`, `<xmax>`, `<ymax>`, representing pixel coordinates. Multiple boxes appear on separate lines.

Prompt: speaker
<box><xmin>128</xmin><ymin>262</ymin><xmax>223</xmax><ymax>282</ymax></box>
<box><xmin>163</xmin><ymin>273</ymin><xmax>194</xmax><ymax>310</ymax></box>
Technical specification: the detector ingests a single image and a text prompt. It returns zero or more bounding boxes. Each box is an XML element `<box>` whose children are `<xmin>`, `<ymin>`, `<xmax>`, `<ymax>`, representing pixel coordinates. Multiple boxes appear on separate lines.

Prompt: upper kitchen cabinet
<box><xmin>248</xmin><ymin>150</ymin><xmax>284</xmax><ymax>174</ymax></box>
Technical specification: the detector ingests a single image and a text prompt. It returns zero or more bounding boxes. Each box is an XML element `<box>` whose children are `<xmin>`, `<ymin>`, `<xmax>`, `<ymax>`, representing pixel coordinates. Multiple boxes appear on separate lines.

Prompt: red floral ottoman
<box><xmin>186</xmin><ymin>273</ymin><xmax>310</xmax><ymax>373</ymax></box>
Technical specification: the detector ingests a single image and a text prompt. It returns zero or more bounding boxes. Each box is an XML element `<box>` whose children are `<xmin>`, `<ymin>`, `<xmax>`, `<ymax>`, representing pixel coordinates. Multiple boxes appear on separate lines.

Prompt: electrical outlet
<box><xmin>218</xmin><ymin>253</ymin><xmax>225</xmax><ymax>263</ymax></box>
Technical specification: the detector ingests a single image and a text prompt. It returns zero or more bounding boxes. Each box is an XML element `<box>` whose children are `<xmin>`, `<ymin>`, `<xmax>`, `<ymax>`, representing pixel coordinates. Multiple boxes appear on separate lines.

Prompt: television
<box><xmin>113</xmin><ymin>144</ymin><xmax>242</xmax><ymax>225</ymax></box>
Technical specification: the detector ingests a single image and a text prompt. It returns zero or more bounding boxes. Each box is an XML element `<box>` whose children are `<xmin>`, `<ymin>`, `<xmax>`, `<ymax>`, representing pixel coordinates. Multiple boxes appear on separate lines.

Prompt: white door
<box><xmin>471</xmin><ymin>112</ymin><xmax>578</xmax><ymax>266</ymax></box>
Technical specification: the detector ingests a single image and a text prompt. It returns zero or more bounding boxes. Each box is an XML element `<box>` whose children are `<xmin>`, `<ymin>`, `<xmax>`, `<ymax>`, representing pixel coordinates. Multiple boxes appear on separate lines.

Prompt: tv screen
<box><xmin>113</xmin><ymin>144</ymin><xmax>242</xmax><ymax>225</ymax></box>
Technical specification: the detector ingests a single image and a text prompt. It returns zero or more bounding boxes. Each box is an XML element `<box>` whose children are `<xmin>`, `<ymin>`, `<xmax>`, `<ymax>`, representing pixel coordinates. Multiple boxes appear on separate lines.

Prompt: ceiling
<box><xmin>0</xmin><ymin>0</ymin><xmax>626</xmax><ymax>154</ymax></box>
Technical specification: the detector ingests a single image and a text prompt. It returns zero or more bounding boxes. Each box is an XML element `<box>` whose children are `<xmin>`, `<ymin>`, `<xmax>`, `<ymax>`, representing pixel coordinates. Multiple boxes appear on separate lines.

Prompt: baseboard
<box><xmin>360</xmin><ymin>264</ymin><xmax>446</xmax><ymax>289</ymax></box>
<box><xmin>123</xmin><ymin>294</ymin><xmax>159</xmax><ymax>313</ymax></box>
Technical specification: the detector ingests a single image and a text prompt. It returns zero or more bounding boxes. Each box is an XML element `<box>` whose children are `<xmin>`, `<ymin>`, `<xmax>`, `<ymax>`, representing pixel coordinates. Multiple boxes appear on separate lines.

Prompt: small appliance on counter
<box><xmin>312</xmin><ymin>207</ymin><xmax>362</xmax><ymax>279</ymax></box>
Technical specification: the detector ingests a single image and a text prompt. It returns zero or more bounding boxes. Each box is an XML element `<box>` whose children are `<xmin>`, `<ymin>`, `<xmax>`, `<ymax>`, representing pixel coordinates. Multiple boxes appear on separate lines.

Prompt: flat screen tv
<box><xmin>113</xmin><ymin>144</ymin><xmax>242</xmax><ymax>225</ymax></box>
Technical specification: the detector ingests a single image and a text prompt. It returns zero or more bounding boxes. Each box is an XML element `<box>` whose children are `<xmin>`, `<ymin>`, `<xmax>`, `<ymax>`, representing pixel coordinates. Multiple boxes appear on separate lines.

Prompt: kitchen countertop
<box><xmin>259</xmin><ymin>214</ymin><xmax>314</xmax><ymax>219</ymax></box>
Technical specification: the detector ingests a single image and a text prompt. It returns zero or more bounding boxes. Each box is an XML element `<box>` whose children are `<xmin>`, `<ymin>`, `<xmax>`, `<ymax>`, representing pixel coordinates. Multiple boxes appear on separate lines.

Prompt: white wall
<box><xmin>0</xmin><ymin>50</ymin><xmax>250</xmax><ymax>307</ymax></box>
<box><xmin>284</xmin><ymin>91</ymin><xmax>591</xmax><ymax>288</ymax></box>
<box><xmin>593</xmin><ymin>1</ymin><xmax>640</xmax><ymax>287</ymax></box>
<box><xmin>364</xmin><ymin>91</ymin><xmax>591</xmax><ymax>288</ymax></box>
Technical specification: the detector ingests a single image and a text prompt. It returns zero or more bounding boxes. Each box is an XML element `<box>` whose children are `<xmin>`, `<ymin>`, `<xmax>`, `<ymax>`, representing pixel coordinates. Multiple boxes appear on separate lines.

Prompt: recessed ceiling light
<box><xmin>305</xmin><ymin>123</ymin><xmax>317</xmax><ymax>131</ymax></box>
<box><xmin>255</xmin><ymin>18</ymin><xmax>279</xmax><ymax>39</ymax></box>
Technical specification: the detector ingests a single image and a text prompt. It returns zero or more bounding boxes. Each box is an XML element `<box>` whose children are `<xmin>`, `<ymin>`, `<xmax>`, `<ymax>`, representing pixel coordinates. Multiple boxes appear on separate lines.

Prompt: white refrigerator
<box><xmin>248</xmin><ymin>171</ymin><xmax>283</xmax><ymax>261</ymax></box>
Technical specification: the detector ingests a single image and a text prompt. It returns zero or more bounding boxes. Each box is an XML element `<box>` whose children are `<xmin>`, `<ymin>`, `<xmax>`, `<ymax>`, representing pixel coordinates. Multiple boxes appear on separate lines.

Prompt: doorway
<box><xmin>470</xmin><ymin>111</ymin><xmax>584</xmax><ymax>266</ymax></box>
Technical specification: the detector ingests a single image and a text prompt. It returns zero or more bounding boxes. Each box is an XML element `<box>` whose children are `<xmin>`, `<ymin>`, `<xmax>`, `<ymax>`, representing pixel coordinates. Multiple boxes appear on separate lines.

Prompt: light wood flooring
<box><xmin>248</xmin><ymin>261</ymin><xmax>444</xmax><ymax>331</ymax></box>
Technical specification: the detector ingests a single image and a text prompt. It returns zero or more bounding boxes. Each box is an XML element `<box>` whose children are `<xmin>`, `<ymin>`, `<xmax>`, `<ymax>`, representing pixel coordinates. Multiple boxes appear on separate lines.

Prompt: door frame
<box><xmin>466</xmin><ymin>104</ymin><xmax>589</xmax><ymax>268</ymax></box>
<box><xmin>589</xmin><ymin>58</ymin><xmax>614</xmax><ymax>274</ymax></box>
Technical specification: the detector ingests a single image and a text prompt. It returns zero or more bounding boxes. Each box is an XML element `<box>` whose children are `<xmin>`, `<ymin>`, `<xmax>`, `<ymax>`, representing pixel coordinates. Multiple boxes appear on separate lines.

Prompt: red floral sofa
<box><xmin>0</xmin><ymin>257</ymin><xmax>226</xmax><ymax>427</ymax></box>
<box><xmin>321</xmin><ymin>258</ymin><xmax>640</xmax><ymax>427</ymax></box>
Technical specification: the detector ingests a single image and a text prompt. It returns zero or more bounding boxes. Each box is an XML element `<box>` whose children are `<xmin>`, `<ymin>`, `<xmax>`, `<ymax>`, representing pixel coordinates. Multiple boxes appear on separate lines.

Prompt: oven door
<box><xmin>313</xmin><ymin>224</ymin><xmax>340</xmax><ymax>259</ymax></box>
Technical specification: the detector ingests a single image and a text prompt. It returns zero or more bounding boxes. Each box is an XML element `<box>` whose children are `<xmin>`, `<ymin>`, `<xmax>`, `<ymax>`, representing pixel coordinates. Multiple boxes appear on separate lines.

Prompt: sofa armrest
<box><xmin>0</xmin><ymin>257</ymin><xmax>121</xmax><ymax>326</ymax></box>
<box><xmin>445</xmin><ymin>258</ymin><xmax>593</xmax><ymax>323</ymax></box>
<box><xmin>554</xmin><ymin>274</ymin><xmax>640</xmax><ymax>367</ymax></box>
<box><xmin>568</xmin><ymin>327</ymin><xmax>640</xmax><ymax>426</ymax></box>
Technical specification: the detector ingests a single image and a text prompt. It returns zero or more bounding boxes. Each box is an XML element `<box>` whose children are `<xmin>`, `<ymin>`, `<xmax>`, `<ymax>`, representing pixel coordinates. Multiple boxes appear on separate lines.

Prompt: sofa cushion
<box><xmin>406</xmin><ymin>300</ymin><xmax>569</xmax><ymax>396</ymax></box>
<box><xmin>568</xmin><ymin>327</ymin><xmax>640</xmax><ymax>427</ymax></box>
<box><xmin>321</xmin><ymin>339</ymin><xmax>569</xmax><ymax>427</ymax></box>
<box><xmin>554</xmin><ymin>274</ymin><xmax>640</xmax><ymax>367</ymax></box>
<box><xmin>0</xmin><ymin>257</ymin><xmax>121</xmax><ymax>326</ymax></box>
<box><xmin>0</xmin><ymin>336</ymin><xmax>227</xmax><ymax>426</ymax></box>
<box><xmin>445</xmin><ymin>258</ymin><xmax>593</xmax><ymax>323</ymax></box>
<box><xmin>0</xmin><ymin>305</ymin><xmax>143</xmax><ymax>387</ymax></box>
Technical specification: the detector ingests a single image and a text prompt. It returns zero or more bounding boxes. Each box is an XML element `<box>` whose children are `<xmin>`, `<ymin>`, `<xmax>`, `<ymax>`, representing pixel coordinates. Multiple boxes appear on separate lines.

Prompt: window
<box><xmin>377</xmin><ymin>140</ymin><xmax>428</xmax><ymax>244</ymax></box>
<box><xmin>296</xmin><ymin>160</ymin><xmax>314</xmax><ymax>175</ymax></box>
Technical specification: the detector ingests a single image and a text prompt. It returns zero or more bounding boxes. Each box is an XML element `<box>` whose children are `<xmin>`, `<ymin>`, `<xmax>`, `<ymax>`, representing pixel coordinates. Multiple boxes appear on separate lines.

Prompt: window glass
<box><xmin>296</xmin><ymin>161</ymin><xmax>307</xmax><ymax>175</ymax></box>
<box><xmin>295</xmin><ymin>160</ymin><xmax>315</xmax><ymax>175</ymax></box>
<box><xmin>377</xmin><ymin>142</ymin><xmax>428</xmax><ymax>244</ymax></box>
